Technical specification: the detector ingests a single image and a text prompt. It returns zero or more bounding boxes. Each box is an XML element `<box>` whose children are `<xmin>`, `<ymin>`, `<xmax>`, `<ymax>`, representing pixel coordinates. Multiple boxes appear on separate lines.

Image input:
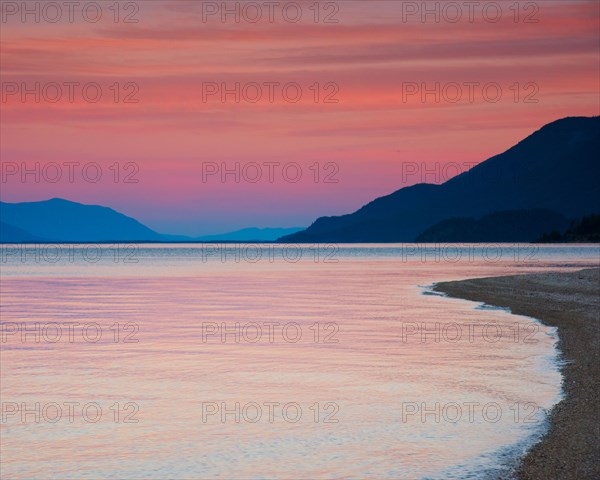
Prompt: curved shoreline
<box><xmin>434</xmin><ymin>268</ymin><xmax>600</xmax><ymax>480</ymax></box>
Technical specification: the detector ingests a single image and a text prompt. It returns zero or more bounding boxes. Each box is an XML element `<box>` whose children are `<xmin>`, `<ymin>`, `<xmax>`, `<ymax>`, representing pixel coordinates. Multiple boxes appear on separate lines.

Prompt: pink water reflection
<box><xmin>2</xmin><ymin>245</ymin><xmax>598</xmax><ymax>479</ymax></box>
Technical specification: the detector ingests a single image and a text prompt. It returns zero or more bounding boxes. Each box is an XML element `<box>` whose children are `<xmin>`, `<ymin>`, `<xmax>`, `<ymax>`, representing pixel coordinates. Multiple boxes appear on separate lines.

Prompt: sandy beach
<box><xmin>435</xmin><ymin>268</ymin><xmax>600</xmax><ymax>480</ymax></box>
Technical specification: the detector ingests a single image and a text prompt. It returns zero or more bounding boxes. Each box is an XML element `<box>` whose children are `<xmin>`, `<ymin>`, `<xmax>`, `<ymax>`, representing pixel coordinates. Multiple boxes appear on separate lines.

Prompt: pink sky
<box><xmin>1</xmin><ymin>0</ymin><xmax>599</xmax><ymax>235</ymax></box>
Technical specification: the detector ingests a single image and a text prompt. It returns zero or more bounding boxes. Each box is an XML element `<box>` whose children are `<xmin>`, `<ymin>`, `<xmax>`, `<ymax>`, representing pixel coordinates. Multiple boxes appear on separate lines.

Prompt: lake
<box><xmin>1</xmin><ymin>244</ymin><xmax>598</xmax><ymax>479</ymax></box>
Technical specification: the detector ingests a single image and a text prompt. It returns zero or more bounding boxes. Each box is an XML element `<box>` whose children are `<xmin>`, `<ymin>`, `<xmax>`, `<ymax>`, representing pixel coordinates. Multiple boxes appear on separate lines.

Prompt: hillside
<box><xmin>281</xmin><ymin>116</ymin><xmax>600</xmax><ymax>242</ymax></box>
<box><xmin>0</xmin><ymin>198</ymin><xmax>162</xmax><ymax>242</ymax></box>
<box><xmin>415</xmin><ymin>209</ymin><xmax>571</xmax><ymax>243</ymax></box>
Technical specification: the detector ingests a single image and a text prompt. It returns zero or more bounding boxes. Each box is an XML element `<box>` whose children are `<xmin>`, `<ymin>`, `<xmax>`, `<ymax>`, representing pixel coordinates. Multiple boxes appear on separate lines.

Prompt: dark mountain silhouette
<box><xmin>415</xmin><ymin>209</ymin><xmax>570</xmax><ymax>243</ymax></box>
<box><xmin>0</xmin><ymin>198</ymin><xmax>163</xmax><ymax>242</ymax></box>
<box><xmin>537</xmin><ymin>214</ymin><xmax>600</xmax><ymax>243</ymax></box>
<box><xmin>281</xmin><ymin>116</ymin><xmax>600</xmax><ymax>242</ymax></box>
<box><xmin>0</xmin><ymin>221</ymin><xmax>46</xmax><ymax>243</ymax></box>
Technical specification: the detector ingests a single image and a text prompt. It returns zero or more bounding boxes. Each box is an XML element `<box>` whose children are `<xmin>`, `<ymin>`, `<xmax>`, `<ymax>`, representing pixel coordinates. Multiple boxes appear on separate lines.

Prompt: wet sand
<box><xmin>434</xmin><ymin>268</ymin><xmax>600</xmax><ymax>480</ymax></box>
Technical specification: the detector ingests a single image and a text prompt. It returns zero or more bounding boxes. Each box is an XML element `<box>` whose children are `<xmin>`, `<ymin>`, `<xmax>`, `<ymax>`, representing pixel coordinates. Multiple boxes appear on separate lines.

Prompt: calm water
<box><xmin>1</xmin><ymin>244</ymin><xmax>598</xmax><ymax>479</ymax></box>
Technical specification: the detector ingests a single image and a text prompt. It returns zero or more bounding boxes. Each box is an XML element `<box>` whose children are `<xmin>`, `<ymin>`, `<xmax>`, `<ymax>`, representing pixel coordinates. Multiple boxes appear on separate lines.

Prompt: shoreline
<box><xmin>434</xmin><ymin>268</ymin><xmax>599</xmax><ymax>480</ymax></box>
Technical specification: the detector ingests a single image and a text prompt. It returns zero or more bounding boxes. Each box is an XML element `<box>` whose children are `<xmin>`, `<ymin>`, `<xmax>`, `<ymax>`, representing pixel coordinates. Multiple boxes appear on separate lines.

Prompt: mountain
<box><xmin>281</xmin><ymin>116</ymin><xmax>600</xmax><ymax>243</ymax></box>
<box><xmin>196</xmin><ymin>227</ymin><xmax>304</xmax><ymax>242</ymax></box>
<box><xmin>0</xmin><ymin>198</ymin><xmax>163</xmax><ymax>242</ymax></box>
<box><xmin>415</xmin><ymin>209</ymin><xmax>571</xmax><ymax>243</ymax></box>
<box><xmin>0</xmin><ymin>221</ymin><xmax>46</xmax><ymax>243</ymax></box>
<box><xmin>537</xmin><ymin>214</ymin><xmax>600</xmax><ymax>243</ymax></box>
<box><xmin>0</xmin><ymin>198</ymin><xmax>303</xmax><ymax>243</ymax></box>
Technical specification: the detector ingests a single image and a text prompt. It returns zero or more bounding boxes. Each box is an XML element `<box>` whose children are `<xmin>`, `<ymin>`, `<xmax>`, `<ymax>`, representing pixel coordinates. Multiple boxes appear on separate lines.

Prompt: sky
<box><xmin>1</xmin><ymin>0</ymin><xmax>599</xmax><ymax>236</ymax></box>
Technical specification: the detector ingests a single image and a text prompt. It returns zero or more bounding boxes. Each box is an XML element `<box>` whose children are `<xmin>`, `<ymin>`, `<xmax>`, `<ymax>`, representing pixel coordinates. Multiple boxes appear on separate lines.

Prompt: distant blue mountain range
<box><xmin>195</xmin><ymin>227</ymin><xmax>303</xmax><ymax>242</ymax></box>
<box><xmin>0</xmin><ymin>221</ymin><xmax>45</xmax><ymax>243</ymax></box>
<box><xmin>0</xmin><ymin>198</ymin><xmax>162</xmax><ymax>242</ymax></box>
<box><xmin>0</xmin><ymin>198</ymin><xmax>302</xmax><ymax>243</ymax></box>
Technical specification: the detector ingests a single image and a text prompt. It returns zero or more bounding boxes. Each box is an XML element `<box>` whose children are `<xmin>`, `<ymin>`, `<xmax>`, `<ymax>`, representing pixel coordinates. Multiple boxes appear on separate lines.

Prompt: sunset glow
<box><xmin>1</xmin><ymin>0</ymin><xmax>599</xmax><ymax>235</ymax></box>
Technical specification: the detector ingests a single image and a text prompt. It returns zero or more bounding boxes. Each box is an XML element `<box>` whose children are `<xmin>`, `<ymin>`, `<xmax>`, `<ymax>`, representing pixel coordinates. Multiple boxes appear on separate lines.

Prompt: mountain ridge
<box><xmin>2</xmin><ymin>116</ymin><xmax>598</xmax><ymax>244</ymax></box>
<box><xmin>280</xmin><ymin>116</ymin><xmax>600</xmax><ymax>242</ymax></box>
<box><xmin>415</xmin><ymin>209</ymin><xmax>571</xmax><ymax>243</ymax></box>
<box><xmin>0</xmin><ymin>198</ymin><xmax>163</xmax><ymax>242</ymax></box>
<box><xmin>0</xmin><ymin>199</ymin><xmax>303</xmax><ymax>243</ymax></box>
